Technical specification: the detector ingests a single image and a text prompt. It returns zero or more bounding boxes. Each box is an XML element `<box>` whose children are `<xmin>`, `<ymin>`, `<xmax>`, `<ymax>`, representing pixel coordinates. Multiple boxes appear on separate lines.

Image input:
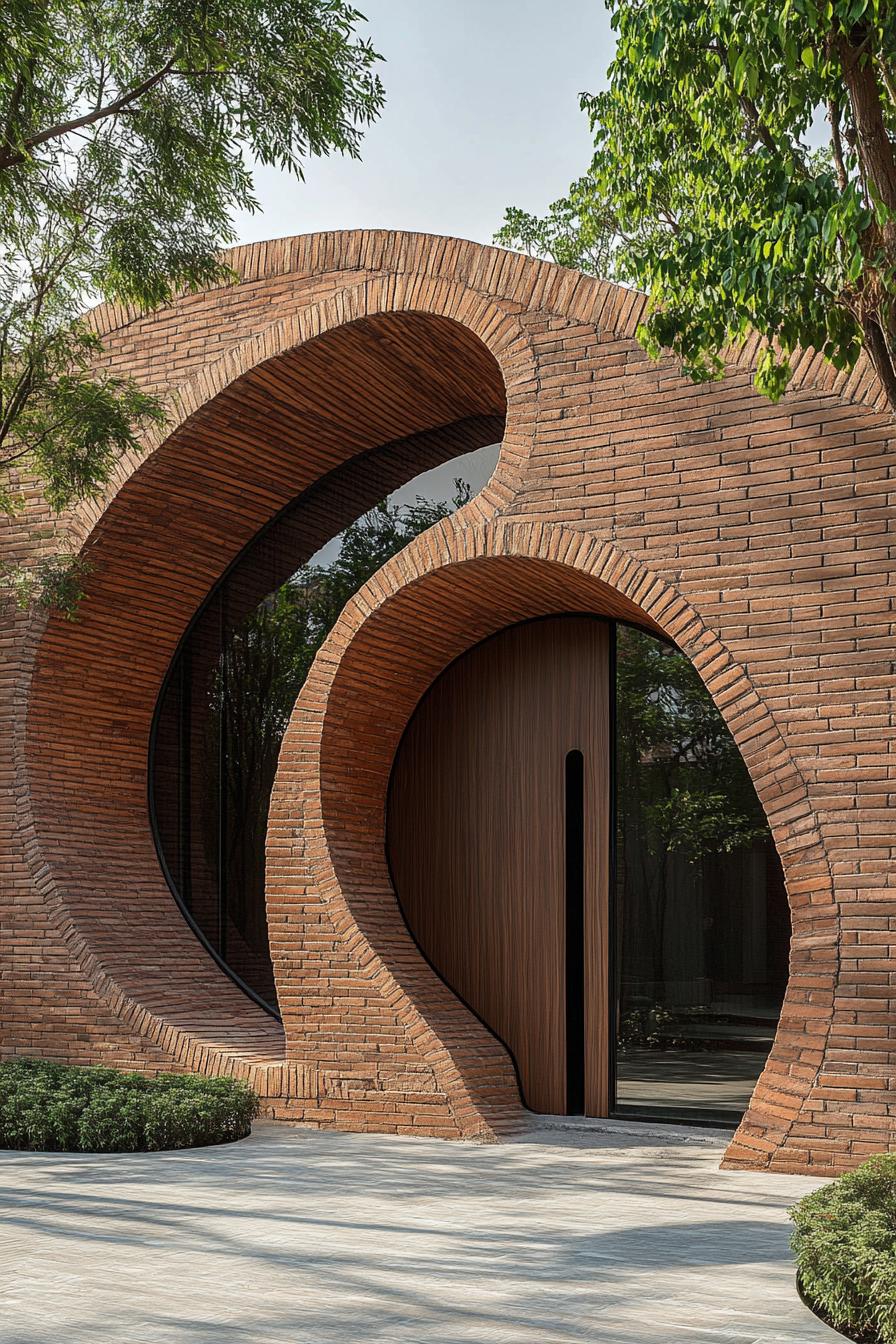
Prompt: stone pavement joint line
<box><xmin>0</xmin><ymin>1121</ymin><xmax>841</xmax><ymax>1343</ymax></box>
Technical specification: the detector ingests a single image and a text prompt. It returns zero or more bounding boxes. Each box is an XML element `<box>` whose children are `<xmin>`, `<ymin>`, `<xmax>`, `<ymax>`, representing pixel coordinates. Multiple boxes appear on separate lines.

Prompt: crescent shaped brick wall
<box><xmin>1</xmin><ymin>231</ymin><xmax>893</xmax><ymax>1170</ymax></box>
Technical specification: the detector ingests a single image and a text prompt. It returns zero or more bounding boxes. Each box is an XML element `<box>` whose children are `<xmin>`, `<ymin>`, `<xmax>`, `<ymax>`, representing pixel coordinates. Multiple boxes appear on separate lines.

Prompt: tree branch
<box><xmin>0</xmin><ymin>359</ymin><xmax>38</xmax><ymax>448</ymax></box>
<box><xmin>877</xmin><ymin>55</ymin><xmax>896</xmax><ymax>109</ymax></box>
<box><xmin>709</xmin><ymin>41</ymin><xmax>778</xmax><ymax>155</ymax></box>
<box><xmin>1</xmin><ymin>396</ymin><xmax>97</xmax><ymax>464</ymax></box>
<box><xmin>0</xmin><ymin>57</ymin><xmax>178</xmax><ymax>173</ymax></box>
<box><xmin>0</xmin><ymin>437</ymin><xmax>47</xmax><ymax>471</ymax></box>
<box><xmin>829</xmin><ymin>98</ymin><xmax>849</xmax><ymax>193</ymax></box>
<box><xmin>1</xmin><ymin>69</ymin><xmax>27</xmax><ymax>155</ymax></box>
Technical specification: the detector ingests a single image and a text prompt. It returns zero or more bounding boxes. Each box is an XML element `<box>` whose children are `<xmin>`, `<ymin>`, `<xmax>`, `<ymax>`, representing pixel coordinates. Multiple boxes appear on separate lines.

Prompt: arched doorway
<box><xmin>386</xmin><ymin>614</ymin><xmax>790</xmax><ymax>1125</ymax></box>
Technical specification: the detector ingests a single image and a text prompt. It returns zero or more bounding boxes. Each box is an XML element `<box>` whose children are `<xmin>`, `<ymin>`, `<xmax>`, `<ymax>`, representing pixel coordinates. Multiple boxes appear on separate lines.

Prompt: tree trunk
<box><xmin>860</xmin><ymin>310</ymin><xmax>896</xmax><ymax>410</ymax></box>
<box><xmin>839</xmin><ymin>35</ymin><xmax>896</xmax><ymax>213</ymax></box>
<box><xmin>836</xmin><ymin>31</ymin><xmax>896</xmax><ymax>415</ymax></box>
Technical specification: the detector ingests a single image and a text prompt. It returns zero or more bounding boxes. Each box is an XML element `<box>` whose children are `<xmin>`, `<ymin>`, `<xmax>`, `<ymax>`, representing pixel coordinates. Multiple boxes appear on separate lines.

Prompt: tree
<box><xmin>1</xmin><ymin>1</ymin><xmax>383</xmax><ymax>611</ymax></box>
<box><xmin>497</xmin><ymin>1</ymin><xmax>896</xmax><ymax>412</ymax></box>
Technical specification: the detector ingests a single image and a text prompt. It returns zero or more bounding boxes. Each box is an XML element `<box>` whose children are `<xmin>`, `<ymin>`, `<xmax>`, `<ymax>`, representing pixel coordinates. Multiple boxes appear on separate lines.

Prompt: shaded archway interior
<box><xmin>28</xmin><ymin>310</ymin><xmax>507</xmax><ymax>1058</ymax></box>
<box><xmin>385</xmin><ymin>607</ymin><xmax>789</xmax><ymax>1125</ymax></box>
<box><xmin>151</xmin><ymin>422</ymin><xmax>503</xmax><ymax>1011</ymax></box>
<box><xmin>273</xmin><ymin>543</ymin><xmax>790</xmax><ymax>1136</ymax></box>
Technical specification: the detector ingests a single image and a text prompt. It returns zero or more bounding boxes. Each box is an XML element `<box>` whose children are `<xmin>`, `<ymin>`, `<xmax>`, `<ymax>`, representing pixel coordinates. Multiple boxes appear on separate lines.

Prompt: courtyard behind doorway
<box><xmin>387</xmin><ymin>615</ymin><xmax>790</xmax><ymax>1126</ymax></box>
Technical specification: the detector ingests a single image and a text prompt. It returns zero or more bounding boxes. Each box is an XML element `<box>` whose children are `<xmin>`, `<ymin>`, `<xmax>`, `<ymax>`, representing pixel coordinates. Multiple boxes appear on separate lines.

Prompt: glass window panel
<box><xmin>151</xmin><ymin>442</ymin><xmax>500</xmax><ymax>1015</ymax></box>
<box><xmin>613</xmin><ymin>624</ymin><xmax>791</xmax><ymax>1124</ymax></box>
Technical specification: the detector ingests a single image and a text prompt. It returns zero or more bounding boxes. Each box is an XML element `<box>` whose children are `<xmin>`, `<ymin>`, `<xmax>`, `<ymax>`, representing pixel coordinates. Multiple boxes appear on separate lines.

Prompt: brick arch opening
<box><xmin>22</xmin><ymin>292</ymin><xmax>536</xmax><ymax>1092</ymax></box>
<box><xmin>269</xmin><ymin>517</ymin><xmax>832</xmax><ymax>1155</ymax></box>
<box><xmin>2</xmin><ymin>230</ymin><xmax>889</xmax><ymax>1166</ymax></box>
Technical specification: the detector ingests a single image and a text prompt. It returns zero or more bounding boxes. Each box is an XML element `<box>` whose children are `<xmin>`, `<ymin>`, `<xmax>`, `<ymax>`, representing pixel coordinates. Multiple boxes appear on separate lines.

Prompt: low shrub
<box><xmin>0</xmin><ymin>1059</ymin><xmax>258</xmax><ymax>1153</ymax></box>
<box><xmin>791</xmin><ymin>1153</ymin><xmax>896</xmax><ymax>1344</ymax></box>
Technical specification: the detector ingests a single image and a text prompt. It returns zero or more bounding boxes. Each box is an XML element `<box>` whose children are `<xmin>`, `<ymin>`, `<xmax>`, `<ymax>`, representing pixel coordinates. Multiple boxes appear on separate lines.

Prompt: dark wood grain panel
<box><xmin>386</xmin><ymin>616</ymin><xmax>610</xmax><ymax>1115</ymax></box>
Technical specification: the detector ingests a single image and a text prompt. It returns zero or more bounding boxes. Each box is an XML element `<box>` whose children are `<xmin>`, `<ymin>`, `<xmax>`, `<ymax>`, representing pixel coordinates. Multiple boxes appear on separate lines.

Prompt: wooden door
<box><xmin>386</xmin><ymin>616</ymin><xmax>610</xmax><ymax>1115</ymax></box>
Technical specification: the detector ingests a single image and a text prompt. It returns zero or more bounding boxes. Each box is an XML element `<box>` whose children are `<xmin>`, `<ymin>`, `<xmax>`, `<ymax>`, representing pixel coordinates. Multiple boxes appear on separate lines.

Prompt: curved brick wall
<box><xmin>268</xmin><ymin>519</ymin><xmax>836</xmax><ymax>1160</ymax></box>
<box><xmin>1</xmin><ymin>230</ymin><xmax>893</xmax><ymax>1170</ymax></box>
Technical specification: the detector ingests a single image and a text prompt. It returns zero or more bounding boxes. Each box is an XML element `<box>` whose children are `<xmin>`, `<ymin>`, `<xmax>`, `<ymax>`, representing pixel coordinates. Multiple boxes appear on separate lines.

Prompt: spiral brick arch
<box><xmin>15</xmin><ymin>270</ymin><xmax>529</xmax><ymax>1100</ymax></box>
<box><xmin>268</xmin><ymin>517</ymin><xmax>834</xmax><ymax>1168</ymax></box>
<box><xmin>1</xmin><ymin>230</ymin><xmax>893</xmax><ymax>1173</ymax></box>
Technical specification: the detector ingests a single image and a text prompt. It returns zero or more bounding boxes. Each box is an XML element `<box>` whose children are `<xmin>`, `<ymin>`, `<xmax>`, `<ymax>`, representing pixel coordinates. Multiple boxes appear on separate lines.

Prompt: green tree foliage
<box><xmin>1</xmin><ymin>1</ymin><xmax>383</xmax><ymax>610</ymax></box>
<box><xmin>497</xmin><ymin>1</ymin><xmax>896</xmax><ymax>411</ymax></box>
<box><xmin>207</xmin><ymin>485</ymin><xmax>470</xmax><ymax>949</ymax></box>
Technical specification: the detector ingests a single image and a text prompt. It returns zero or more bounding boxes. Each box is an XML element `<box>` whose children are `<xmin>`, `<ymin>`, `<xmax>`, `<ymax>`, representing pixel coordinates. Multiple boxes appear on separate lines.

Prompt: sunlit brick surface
<box><xmin>1</xmin><ymin>232</ymin><xmax>893</xmax><ymax>1172</ymax></box>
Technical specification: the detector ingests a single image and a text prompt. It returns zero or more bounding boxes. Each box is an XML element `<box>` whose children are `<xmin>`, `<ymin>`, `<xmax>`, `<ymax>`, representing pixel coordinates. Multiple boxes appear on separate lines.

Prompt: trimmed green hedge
<box><xmin>791</xmin><ymin>1153</ymin><xmax>896</xmax><ymax>1344</ymax></box>
<box><xmin>0</xmin><ymin>1058</ymin><xmax>258</xmax><ymax>1153</ymax></box>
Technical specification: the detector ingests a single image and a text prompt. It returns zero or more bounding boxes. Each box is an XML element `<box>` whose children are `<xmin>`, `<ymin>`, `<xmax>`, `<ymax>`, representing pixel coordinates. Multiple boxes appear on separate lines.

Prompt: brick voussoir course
<box><xmin>1</xmin><ymin>230</ymin><xmax>893</xmax><ymax>1170</ymax></box>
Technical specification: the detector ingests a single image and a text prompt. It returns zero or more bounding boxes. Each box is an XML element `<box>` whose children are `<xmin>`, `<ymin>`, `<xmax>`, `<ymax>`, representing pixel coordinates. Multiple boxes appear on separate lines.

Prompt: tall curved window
<box><xmin>150</xmin><ymin>443</ymin><xmax>500</xmax><ymax>1015</ymax></box>
<box><xmin>613</xmin><ymin>625</ymin><xmax>790</xmax><ymax>1122</ymax></box>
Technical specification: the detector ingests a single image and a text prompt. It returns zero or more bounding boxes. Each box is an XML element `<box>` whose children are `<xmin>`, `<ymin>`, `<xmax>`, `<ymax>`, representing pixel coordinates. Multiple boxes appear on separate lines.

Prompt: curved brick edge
<box><xmin>268</xmin><ymin>515</ymin><xmax>834</xmax><ymax>1157</ymax></box>
<box><xmin>62</xmin><ymin>230</ymin><xmax>892</xmax><ymax>573</ymax></box>
<box><xmin>12</xmin><ymin>266</ymin><xmax>537</xmax><ymax>1110</ymax></box>
<box><xmin>83</xmin><ymin>228</ymin><xmax>895</xmax><ymax>423</ymax></box>
<box><xmin>61</xmin><ymin>268</ymin><xmax>538</xmax><ymax>558</ymax></box>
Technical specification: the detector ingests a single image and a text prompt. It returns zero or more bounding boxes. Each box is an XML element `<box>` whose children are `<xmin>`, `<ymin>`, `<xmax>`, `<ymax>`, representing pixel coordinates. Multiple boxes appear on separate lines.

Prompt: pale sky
<box><xmin>233</xmin><ymin>0</ymin><xmax>614</xmax><ymax>249</ymax></box>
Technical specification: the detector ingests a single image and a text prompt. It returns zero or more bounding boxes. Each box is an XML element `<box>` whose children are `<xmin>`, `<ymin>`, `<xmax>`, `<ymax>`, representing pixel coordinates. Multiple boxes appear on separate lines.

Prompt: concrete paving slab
<box><xmin>0</xmin><ymin>1119</ymin><xmax>842</xmax><ymax>1343</ymax></box>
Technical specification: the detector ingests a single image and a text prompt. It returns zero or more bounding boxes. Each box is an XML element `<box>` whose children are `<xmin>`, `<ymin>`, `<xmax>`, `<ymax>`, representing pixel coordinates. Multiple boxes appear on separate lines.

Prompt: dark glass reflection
<box><xmin>151</xmin><ymin>446</ymin><xmax>498</xmax><ymax>1015</ymax></box>
<box><xmin>613</xmin><ymin>625</ymin><xmax>790</xmax><ymax>1123</ymax></box>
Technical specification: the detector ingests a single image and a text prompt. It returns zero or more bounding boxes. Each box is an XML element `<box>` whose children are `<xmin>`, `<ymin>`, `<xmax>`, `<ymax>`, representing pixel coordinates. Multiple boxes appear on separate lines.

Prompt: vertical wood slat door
<box><xmin>386</xmin><ymin>616</ymin><xmax>610</xmax><ymax>1115</ymax></box>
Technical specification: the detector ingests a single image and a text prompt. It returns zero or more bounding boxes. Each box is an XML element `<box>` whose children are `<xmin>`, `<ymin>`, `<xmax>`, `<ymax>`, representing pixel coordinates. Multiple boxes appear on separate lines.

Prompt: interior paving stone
<box><xmin>0</xmin><ymin>1118</ymin><xmax>842</xmax><ymax>1343</ymax></box>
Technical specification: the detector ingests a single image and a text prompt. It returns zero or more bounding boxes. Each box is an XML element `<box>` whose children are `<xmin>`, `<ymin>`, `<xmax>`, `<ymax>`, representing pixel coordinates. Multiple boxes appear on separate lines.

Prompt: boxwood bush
<box><xmin>0</xmin><ymin>1059</ymin><xmax>258</xmax><ymax>1153</ymax></box>
<box><xmin>791</xmin><ymin>1153</ymin><xmax>896</xmax><ymax>1344</ymax></box>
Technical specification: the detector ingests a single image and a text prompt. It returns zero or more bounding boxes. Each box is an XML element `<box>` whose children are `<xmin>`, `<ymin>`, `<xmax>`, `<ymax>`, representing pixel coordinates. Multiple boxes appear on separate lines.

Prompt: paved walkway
<box><xmin>1</xmin><ymin>1119</ymin><xmax>840</xmax><ymax>1343</ymax></box>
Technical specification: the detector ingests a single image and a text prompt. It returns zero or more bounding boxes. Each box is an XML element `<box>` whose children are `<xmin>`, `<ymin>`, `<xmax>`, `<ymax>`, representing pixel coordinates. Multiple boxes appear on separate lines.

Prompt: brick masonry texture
<box><xmin>1</xmin><ymin>231</ymin><xmax>893</xmax><ymax>1172</ymax></box>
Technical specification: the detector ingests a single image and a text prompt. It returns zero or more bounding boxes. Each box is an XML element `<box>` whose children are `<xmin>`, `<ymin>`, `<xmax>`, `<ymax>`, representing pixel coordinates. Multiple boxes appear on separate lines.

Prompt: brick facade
<box><xmin>1</xmin><ymin>231</ymin><xmax>893</xmax><ymax>1172</ymax></box>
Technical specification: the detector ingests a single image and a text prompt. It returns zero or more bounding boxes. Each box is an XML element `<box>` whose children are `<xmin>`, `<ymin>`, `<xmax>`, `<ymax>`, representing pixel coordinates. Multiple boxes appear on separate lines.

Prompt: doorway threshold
<box><xmin>521</xmin><ymin>1113</ymin><xmax>734</xmax><ymax>1146</ymax></box>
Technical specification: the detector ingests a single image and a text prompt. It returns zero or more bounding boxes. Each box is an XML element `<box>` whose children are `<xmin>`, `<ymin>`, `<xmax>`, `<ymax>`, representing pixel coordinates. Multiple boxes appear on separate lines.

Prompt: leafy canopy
<box><xmin>497</xmin><ymin>0</ymin><xmax>896</xmax><ymax>410</ymax></box>
<box><xmin>0</xmin><ymin>0</ymin><xmax>383</xmax><ymax>609</ymax></box>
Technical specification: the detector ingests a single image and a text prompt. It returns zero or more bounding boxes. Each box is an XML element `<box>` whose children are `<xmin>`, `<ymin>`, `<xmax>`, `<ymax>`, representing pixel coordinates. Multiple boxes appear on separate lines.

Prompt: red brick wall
<box><xmin>1</xmin><ymin>231</ymin><xmax>893</xmax><ymax>1170</ymax></box>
